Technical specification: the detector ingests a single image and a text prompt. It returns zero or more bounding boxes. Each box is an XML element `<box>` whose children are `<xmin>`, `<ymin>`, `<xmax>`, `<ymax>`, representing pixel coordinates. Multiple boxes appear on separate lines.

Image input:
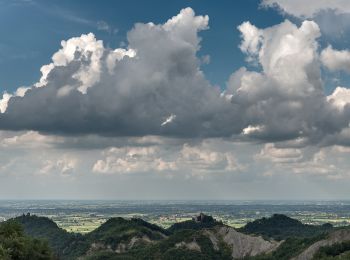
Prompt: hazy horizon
<box><xmin>1</xmin><ymin>0</ymin><xmax>350</xmax><ymax>200</ymax></box>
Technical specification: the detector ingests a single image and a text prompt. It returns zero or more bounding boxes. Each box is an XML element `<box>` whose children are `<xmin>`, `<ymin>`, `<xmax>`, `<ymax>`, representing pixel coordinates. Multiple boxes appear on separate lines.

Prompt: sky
<box><xmin>1</xmin><ymin>0</ymin><xmax>350</xmax><ymax>200</ymax></box>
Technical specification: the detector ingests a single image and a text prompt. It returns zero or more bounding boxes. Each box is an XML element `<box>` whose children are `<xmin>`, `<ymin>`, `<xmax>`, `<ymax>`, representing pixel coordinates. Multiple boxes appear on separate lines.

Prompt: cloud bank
<box><xmin>1</xmin><ymin>7</ymin><xmax>350</xmax><ymax>148</ymax></box>
<box><xmin>261</xmin><ymin>0</ymin><xmax>350</xmax><ymax>18</ymax></box>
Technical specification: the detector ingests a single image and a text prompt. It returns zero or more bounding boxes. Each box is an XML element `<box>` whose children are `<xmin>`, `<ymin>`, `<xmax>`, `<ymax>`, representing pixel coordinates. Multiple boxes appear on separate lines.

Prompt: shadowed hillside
<box><xmin>239</xmin><ymin>214</ymin><xmax>333</xmax><ymax>240</ymax></box>
<box><xmin>7</xmin><ymin>213</ymin><xmax>350</xmax><ymax>260</ymax></box>
<box><xmin>0</xmin><ymin>218</ymin><xmax>54</xmax><ymax>259</ymax></box>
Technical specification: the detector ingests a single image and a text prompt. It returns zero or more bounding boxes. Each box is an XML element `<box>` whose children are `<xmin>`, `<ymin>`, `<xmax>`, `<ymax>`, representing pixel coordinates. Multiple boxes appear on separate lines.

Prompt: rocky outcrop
<box><xmin>172</xmin><ymin>225</ymin><xmax>281</xmax><ymax>258</ymax></box>
<box><xmin>86</xmin><ymin>235</ymin><xmax>154</xmax><ymax>255</ymax></box>
<box><xmin>211</xmin><ymin>226</ymin><xmax>282</xmax><ymax>259</ymax></box>
<box><xmin>175</xmin><ymin>240</ymin><xmax>201</xmax><ymax>252</ymax></box>
<box><xmin>115</xmin><ymin>235</ymin><xmax>153</xmax><ymax>253</ymax></box>
<box><xmin>293</xmin><ymin>229</ymin><xmax>350</xmax><ymax>260</ymax></box>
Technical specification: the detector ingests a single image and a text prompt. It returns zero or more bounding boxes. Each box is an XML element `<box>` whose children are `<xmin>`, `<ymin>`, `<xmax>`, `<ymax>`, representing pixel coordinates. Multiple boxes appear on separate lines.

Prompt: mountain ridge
<box><xmin>4</xmin><ymin>213</ymin><xmax>349</xmax><ymax>259</ymax></box>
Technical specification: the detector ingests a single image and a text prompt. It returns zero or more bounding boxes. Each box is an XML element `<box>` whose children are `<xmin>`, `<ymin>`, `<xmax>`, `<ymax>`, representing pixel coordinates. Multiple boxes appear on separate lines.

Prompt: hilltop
<box><xmin>238</xmin><ymin>214</ymin><xmax>333</xmax><ymax>240</ymax></box>
<box><xmin>5</xmin><ymin>213</ymin><xmax>350</xmax><ymax>259</ymax></box>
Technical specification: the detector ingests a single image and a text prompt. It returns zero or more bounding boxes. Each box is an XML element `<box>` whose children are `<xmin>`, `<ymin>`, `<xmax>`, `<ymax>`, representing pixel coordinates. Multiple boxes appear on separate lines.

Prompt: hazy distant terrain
<box><xmin>2</xmin><ymin>211</ymin><xmax>349</xmax><ymax>259</ymax></box>
<box><xmin>1</xmin><ymin>200</ymin><xmax>350</xmax><ymax>233</ymax></box>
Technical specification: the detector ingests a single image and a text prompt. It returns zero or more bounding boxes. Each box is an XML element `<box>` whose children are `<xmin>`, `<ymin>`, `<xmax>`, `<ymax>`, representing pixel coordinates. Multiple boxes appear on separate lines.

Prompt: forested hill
<box><xmin>2</xmin><ymin>213</ymin><xmax>350</xmax><ymax>259</ymax></box>
<box><xmin>0</xmin><ymin>218</ymin><xmax>54</xmax><ymax>259</ymax></box>
<box><xmin>238</xmin><ymin>213</ymin><xmax>334</xmax><ymax>240</ymax></box>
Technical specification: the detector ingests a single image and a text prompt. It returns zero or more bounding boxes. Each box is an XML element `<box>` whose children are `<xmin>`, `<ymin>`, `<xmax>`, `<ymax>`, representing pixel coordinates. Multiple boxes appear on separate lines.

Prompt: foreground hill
<box><xmin>0</xmin><ymin>218</ymin><xmax>54</xmax><ymax>259</ymax></box>
<box><xmin>16</xmin><ymin>214</ymin><xmax>87</xmax><ymax>259</ymax></box>
<box><xmin>294</xmin><ymin>228</ymin><xmax>350</xmax><ymax>260</ymax></box>
<box><xmin>9</xmin><ymin>213</ymin><xmax>350</xmax><ymax>259</ymax></box>
<box><xmin>15</xmin><ymin>214</ymin><xmax>170</xmax><ymax>259</ymax></box>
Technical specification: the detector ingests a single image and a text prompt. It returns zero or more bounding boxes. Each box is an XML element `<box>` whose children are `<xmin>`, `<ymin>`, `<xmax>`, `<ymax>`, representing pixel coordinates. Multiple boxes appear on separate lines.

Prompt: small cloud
<box><xmin>201</xmin><ymin>55</ymin><xmax>210</xmax><ymax>65</ymax></box>
<box><xmin>97</xmin><ymin>20</ymin><xmax>110</xmax><ymax>32</ymax></box>
<box><xmin>161</xmin><ymin>114</ymin><xmax>176</xmax><ymax>127</ymax></box>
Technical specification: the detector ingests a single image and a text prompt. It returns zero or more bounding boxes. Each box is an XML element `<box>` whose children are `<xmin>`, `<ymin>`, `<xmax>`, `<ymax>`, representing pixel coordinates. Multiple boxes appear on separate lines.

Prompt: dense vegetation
<box><xmin>87</xmin><ymin>217</ymin><xmax>169</xmax><ymax>245</ymax></box>
<box><xmin>16</xmin><ymin>214</ymin><xmax>88</xmax><ymax>259</ymax></box>
<box><xmin>4</xmin><ymin>213</ymin><xmax>348</xmax><ymax>260</ymax></box>
<box><xmin>110</xmin><ymin>229</ymin><xmax>232</xmax><ymax>260</ymax></box>
<box><xmin>313</xmin><ymin>240</ymin><xmax>350</xmax><ymax>259</ymax></box>
<box><xmin>239</xmin><ymin>214</ymin><xmax>333</xmax><ymax>240</ymax></box>
<box><xmin>247</xmin><ymin>234</ymin><xmax>327</xmax><ymax>260</ymax></box>
<box><xmin>0</xmin><ymin>218</ymin><xmax>54</xmax><ymax>259</ymax></box>
<box><xmin>167</xmin><ymin>214</ymin><xmax>221</xmax><ymax>233</ymax></box>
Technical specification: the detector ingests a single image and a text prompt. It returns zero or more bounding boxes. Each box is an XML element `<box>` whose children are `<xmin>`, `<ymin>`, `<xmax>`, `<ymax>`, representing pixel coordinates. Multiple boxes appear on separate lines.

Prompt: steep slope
<box><xmin>12</xmin><ymin>213</ymin><xmax>344</xmax><ymax>260</ymax></box>
<box><xmin>293</xmin><ymin>228</ymin><xmax>350</xmax><ymax>260</ymax></box>
<box><xmin>15</xmin><ymin>215</ymin><xmax>169</xmax><ymax>259</ymax></box>
<box><xmin>83</xmin><ymin>217</ymin><xmax>168</xmax><ymax>256</ymax></box>
<box><xmin>15</xmin><ymin>214</ymin><xmax>88</xmax><ymax>259</ymax></box>
<box><xmin>111</xmin><ymin>222</ymin><xmax>281</xmax><ymax>259</ymax></box>
<box><xmin>0</xmin><ymin>218</ymin><xmax>54</xmax><ymax>259</ymax></box>
<box><xmin>203</xmin><ymin>226</ymin><xmax>282</xmax><ymax>259</ymax></box>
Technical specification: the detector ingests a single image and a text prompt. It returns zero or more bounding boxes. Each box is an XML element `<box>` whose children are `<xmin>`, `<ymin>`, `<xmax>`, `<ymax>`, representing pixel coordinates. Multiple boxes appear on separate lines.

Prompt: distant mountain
<box><xmin>8</xmin><ymin>213</ymin><xmax>350</xmax><ymax>260</ymax></box>
<box><xmin>239</xmin><ymin>214</ymin><xmax>333</xmax><ymax>240</ymax></box>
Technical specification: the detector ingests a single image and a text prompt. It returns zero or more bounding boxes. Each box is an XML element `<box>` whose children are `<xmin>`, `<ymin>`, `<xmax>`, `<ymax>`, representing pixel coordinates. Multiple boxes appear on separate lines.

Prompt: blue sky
<box><xmin>0</xmin><ymin>0</ymin><xmax>285</xmax><ymax>90</ymax></box>
<box><xmin>2</xmin><ymin>0</ymin><xmax>350</xmax><ymax>199</ymax></box>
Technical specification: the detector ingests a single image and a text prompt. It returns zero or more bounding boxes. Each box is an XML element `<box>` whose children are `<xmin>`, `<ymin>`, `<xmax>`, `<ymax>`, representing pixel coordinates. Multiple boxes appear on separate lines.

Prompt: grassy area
<box><xmin>34</xmin><ymin>213</ymin><xmax>350</xmax><ymax>235</ymax></box>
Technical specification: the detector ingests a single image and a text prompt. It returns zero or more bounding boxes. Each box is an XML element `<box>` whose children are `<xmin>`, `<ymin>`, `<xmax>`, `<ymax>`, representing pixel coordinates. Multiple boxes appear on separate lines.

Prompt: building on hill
<box><xmin>193</xmin><ymin>213</ymin><xmax>215</xmax><ymax>223</ymax></box>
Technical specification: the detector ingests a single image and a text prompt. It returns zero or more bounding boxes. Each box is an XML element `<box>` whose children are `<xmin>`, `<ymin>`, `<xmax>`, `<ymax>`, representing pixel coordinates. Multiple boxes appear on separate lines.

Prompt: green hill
<box><xmin>15</xmin><ymin>214</ymin><xmax>170</xmax><ymax>259</ymax></box>
<box><xmin>15</xmin><ymin>214</ymin><xmax>88</xmax><ymax>259</ymax></box>
<box><xmin>0</xmin><ymin>218</ymin><xmax>54</xmax><ymax>259</ymax></box>
<box><xmin>7</xmin><ymin>213</ymin><xmax>346</xmax><ymax>260</ymax></box>
<box><xmin>239</xmin><ymin>214</ymin><xmax>333</xmax><ymax>240</ymax></box>
<box><xmin>167</xmin><ymin>213</ymin><xmax>222</xmax><ymax>233</ymax></box>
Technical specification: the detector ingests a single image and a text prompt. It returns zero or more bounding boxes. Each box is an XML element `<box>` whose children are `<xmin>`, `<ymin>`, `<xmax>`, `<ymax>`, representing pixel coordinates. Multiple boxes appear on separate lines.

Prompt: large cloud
<box><xmin>261</xmin><ymin>0</ymin><xmax>350</xmax><ymax>38</ymax></box>
<box><xmin>227</xmin><ymin>19</ymin><xmax>350</xmax><ymax>143</ymax></box>
<box><xmin>1</xmin><ymin>8</ymin><xmax>350</xmax><ymax>146</ymax></box>
<box><xmin>261</xmin><ymin>0</ymin><xmax>350</xmax><ymax>18</ymax></box>
<box><xmin>321</xmin><ymin>46</ymin><xmax>350</xmax><ymax>73</ymax></box>
<box><xmin>0</xmin><ymin>8</ymin><xmax>238</xmax><ymax>138</ymax></box>
<box><xmin>92</xmin><ymin>140</ymin><xmax>242</xmax><ymax>178</ymax></box>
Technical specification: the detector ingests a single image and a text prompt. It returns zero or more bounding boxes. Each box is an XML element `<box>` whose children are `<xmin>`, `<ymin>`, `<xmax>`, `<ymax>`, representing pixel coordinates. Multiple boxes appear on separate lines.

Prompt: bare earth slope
<box><xmin>293</xmin><ymin>229</ymin><xmax>350</xmax><ymax>260</ymax></box>
<box><xmin>203</xmin><ymin>226</ymin><xmax>282</xmax><ymax>259</ymax></box>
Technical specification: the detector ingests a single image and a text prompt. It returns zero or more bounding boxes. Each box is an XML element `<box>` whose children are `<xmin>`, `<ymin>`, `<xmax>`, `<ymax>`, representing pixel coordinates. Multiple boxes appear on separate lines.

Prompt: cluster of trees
<box><xmin>313</xmin><ymin>240</ymin><xmax>350</xmax><ymax>259</ymax></box>
<box><xmin>0</xmin><ymin>219</ymin><xmax>54</xmax><ymax>259</ymax></box>
<box><xmin>239</xmin><ymin>214</ymin><xmax>333</xmax><ymax>240</ymax></box>
<box><xmin>3</xmin><ymin>213</ymin><xmax>347</xmax><ymax>260</ymax></box>
<box><xmin>168</xmin><ymin>213</ymin><xmax>221</xmax><ymax>233</ymax></box>
<box><xmin>16</xmin><ymin>214</ymin><xmax>88</xmax><ymax>259</ymax></box>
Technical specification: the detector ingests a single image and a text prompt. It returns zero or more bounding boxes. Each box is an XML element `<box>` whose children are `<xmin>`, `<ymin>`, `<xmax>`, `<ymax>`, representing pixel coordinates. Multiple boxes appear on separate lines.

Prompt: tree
<box><xmin>0</xmin><ymin>219</ymin><xmax>54</xmax><ymax>260</ymax></box>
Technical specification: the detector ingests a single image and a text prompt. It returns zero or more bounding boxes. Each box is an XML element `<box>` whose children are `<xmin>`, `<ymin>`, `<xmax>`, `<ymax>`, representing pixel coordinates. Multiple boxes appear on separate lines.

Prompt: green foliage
<box><xmin>313</xmin><ymin>240</ymin><xmax>350</xmax><ymax>259</ymax></box>
<box><xmin>86</xmin><ymin>217</ymin><xmax>168</xmax><ymax>249</ymax></box>
<box><xmin>85</xmin><ymin>251</ymin><xmax>136</xmax><ymax>260</ymax></box>
<box><xmin>239</xmin><ymin>214</ymin><xmax>333</xmax><ymax>240</ymax></box>
<box><xmin>112</xmin><ymin>228</ymin><xmax>232</xmax><ymax>260</ymax></box>
<box><xmin>161</xmin><ymin>248</ymin><xmax>206</xmax><ymax>260</ymax></box>
<box><xmin>0</xmin><ymin>219</ymin><xmax>54</xmax><ymax>260</ymax></box>
<box><xmin>11</xmin><ymin>213</ymin><xmax>343</xmax><ymax>260</ymax></box>
<box><xmin>167</xmin><ymin>219</ymin><xmax>221</xmax><ymax>234</ymax></box>
<box><xmin>15</xmin><ymin>214</ymin><xmax>88</xmax><ymax>259</ymax></box>
<box><xmin>17</xmin><ymin>214</ymin><xmax>170</xmax><ymax>259</ymax></box>
<box><xmin>247</xmin><ymin>235</ymin><xmax>327</xmax><ymax>260</ymax></box>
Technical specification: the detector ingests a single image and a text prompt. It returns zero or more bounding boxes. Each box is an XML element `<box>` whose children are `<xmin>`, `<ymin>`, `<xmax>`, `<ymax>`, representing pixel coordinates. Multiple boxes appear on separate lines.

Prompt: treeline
<box><xmin>239</xmin><ymin>214</ymin><xmax>333</xmax><ymax>240</ymax></box>
<box><xmin>2</xmin><ymin>213</ymin><xmax>349</xmax><ymax>260</ymax></box>
<box><xmin>313</xmin><ymin>240</ymin><xmax>350</xmax><ymax>259</ymax></box>
<box><xmin>0</xmin><ymin>219</ymin><xmax>54</xmax><ymax>259</ymax></box>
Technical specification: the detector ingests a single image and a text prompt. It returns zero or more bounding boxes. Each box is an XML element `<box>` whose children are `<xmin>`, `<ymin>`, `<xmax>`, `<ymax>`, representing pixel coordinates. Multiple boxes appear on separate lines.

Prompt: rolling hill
<box><xmin>6</xmin><ymin>213</ymin><xmax>350</xmax><ymax>260</ymax></box>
